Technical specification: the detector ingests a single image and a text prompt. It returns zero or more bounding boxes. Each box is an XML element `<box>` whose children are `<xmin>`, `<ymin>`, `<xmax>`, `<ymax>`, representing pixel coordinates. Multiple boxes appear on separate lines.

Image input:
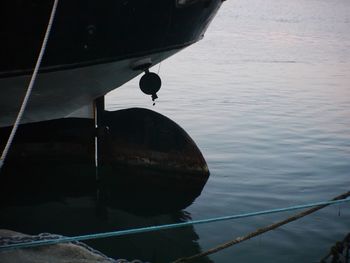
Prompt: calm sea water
<box><xmin>1</xmin><ymin>0</ymin><xmax>349</xmax><ymax>263</ymax></box>
<box><xmin>105</xmin><ymin>0</ymin><xmax>350</xmax><ymax>262</ymax></box>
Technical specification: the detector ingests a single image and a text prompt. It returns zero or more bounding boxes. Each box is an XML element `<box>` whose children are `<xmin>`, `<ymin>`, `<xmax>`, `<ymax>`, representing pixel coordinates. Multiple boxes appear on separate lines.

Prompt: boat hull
<box><xmin>0</xmin><ymin>0</ymin><xmax>222</xmax><ymax>127</ymax></box>
<box><xmin>0</xmin><ymin>49</ymin><xmax>178</xmax><ymax>127</ymax></box>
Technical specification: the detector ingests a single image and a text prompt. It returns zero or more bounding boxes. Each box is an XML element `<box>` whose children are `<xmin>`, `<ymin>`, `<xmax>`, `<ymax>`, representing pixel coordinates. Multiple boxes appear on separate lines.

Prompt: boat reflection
<box><xmin>0</xmin><ymin>158</ymin><xmax>212</xmax><ymax>262</ymax></box>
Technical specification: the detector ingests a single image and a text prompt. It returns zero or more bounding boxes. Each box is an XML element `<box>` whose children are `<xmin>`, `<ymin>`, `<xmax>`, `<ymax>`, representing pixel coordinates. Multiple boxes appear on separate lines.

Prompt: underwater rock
<box><xmin>0</xmin><ymin>108</ymin><xmax>210</xmax><ymax>214</ymax></box>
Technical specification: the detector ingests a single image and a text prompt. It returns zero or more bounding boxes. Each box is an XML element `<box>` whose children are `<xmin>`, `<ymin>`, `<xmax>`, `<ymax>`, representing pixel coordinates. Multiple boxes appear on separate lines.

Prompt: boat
<box><xmin>0</xmin><ymin>0</ymin><xmax>224</xmax><ymax>127</ymax></box>
<box><xmin>0</xmin><ymin>2</ymin><xmax>224</xmax><ymax>259</ymax></box>
<box><xmin>0</xmin><ymin>0</ymin><xmax>222</xmax><ymax>201</ymax></box>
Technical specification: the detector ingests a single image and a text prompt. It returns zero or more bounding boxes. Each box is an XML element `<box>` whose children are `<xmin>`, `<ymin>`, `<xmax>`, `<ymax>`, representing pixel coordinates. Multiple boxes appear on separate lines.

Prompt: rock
<box><xmin>0</xmin><ymin>230</ymin><xmax>114</xmax><ymax>263</ymax></box>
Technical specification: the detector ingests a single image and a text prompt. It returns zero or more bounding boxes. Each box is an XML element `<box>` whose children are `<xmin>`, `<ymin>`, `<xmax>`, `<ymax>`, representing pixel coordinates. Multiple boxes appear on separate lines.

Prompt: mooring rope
<box><xmin>0</xmin><ymin>194</ymin><xmax>349</xmax><ymax>252</ymax></box>
<box><xmin>0</xmin><ymin>0</ymin><xmax>59</xmax><ymax>171</ymax></box>
<box><xmin>171</xmin><ymin>190</ymin><xmax>350</xmax><ymax>263</ymax></box>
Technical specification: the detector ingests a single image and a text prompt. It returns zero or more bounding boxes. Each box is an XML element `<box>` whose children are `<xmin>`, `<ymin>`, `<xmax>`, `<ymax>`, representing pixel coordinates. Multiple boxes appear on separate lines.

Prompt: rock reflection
<box><xmin>0</xmin><ymin>149</ymin><xmax>212</xmax><ymax>263</ymax></box>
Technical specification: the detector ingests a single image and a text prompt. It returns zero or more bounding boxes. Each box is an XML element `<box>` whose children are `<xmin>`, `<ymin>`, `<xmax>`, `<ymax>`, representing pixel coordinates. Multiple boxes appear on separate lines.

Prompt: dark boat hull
<box><xmin>2</xmin><ymin>0</ymin><xmax>222</xmax><ymax>76</ymax></box>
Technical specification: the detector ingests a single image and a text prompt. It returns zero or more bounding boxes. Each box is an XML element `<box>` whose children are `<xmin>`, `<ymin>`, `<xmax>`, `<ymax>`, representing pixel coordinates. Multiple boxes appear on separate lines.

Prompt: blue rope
<box><xmin>0</xmin><ymin>198</ymin><xmax>349</xmax><ymax>252</ymax></box>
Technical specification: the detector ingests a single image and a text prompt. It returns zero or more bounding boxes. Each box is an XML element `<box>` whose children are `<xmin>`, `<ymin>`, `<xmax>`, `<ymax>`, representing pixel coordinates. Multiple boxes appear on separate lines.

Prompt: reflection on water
<box><xmin>105</xmin><ymin>0</ymin><xmax>350</xmax><ymax>262</ymax></box>
<box><xmin>0</xmin><ymin>158</ymin><xmax>212</xmax><ymax>263</ymax></box>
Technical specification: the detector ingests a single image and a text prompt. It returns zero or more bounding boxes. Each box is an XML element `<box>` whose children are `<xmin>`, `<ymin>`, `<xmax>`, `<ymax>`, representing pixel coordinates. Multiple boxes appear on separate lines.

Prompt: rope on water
<box><xmin>171</xmin><ymin>191</ymin><xmax>350</xmax><ymax>263</ymax></box>
<box><xmin>0</xmin><ymin>0</ymin><xmax>59</xmax><ymax>171</ymax></box>
<box><xmin>0</xmin><ymin>193</ymin><xmax>349</xmax><ymax>252</ymax></box>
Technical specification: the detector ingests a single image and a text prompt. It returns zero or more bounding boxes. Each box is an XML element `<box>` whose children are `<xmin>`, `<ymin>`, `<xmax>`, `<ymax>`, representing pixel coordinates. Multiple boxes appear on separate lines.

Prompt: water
<box><xmin>1</xmin><ymin>0</ymin><xmax>350</xmax><ymax>262</ymax></box>
<box><xmin>105</xmin><ymin>0</ymin><xmax>350</xmax><ymax>262</ymax></box>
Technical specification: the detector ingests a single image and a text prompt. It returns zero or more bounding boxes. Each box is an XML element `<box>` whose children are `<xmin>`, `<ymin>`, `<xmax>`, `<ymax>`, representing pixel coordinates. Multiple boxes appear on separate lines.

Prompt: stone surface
<box><xmin>0</xmin><ymin>230</ymin><xmax>114</xmax><ymax>263</ymax></box>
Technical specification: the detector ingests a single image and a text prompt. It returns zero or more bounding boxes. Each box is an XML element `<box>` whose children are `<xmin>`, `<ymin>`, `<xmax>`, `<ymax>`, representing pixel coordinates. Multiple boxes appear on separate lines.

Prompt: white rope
<box><xmin>0</xmin><ymin>0</ymin><xmax>59</xmax><ymax>171</ymax></box>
